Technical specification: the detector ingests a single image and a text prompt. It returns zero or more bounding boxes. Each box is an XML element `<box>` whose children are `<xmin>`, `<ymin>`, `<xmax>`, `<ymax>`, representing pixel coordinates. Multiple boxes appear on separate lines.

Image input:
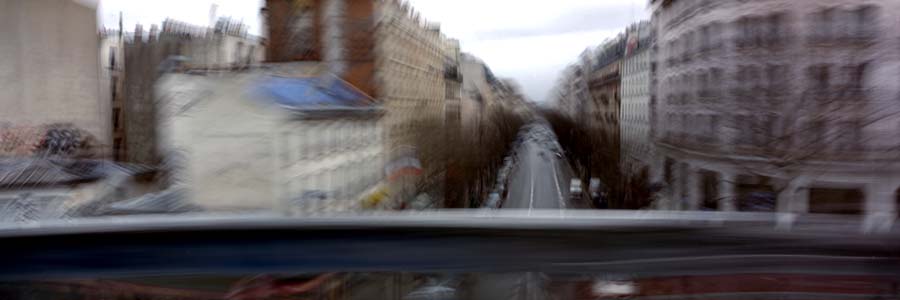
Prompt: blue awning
<box><xmin>255</xmin><ymin>76</ymin><xmax>375</xmax><ymax>109</ymax></box>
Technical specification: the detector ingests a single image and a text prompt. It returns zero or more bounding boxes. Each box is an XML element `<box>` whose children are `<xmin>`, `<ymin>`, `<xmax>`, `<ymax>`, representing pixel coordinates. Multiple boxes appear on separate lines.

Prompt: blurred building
<box><xmin>443</xmin><ymin>39</ymin><xmax>463</xmax><ymax>127</ymax></box>
<box><xmin>108</xmin><ymin>19</ymin><xmax>265</xmax><ymax>166</ymax></box>
<box><xmin>619</xmin><ymin>21</ymin><xmax>655</xmax><ymax>178</ymax></box>
<box><xmin>553</xmin><ymin>66</ymin><xmax>577</xmax><ymax>116</ymax></box>
<box><xmin>493</xmin><ymin>77</ymin><xmax>529</xmax><ymax>113</ymax></box>
<box><xmin>650</xmin><ymin>0</ymin><xmax>900</xmax><ymax>224</ymax></box>
<box><xmin>459</xmin><ymin>53</ymin><xmax>506</xmax><ymax>134</ymax></box>
<box><xmin>0</xmin><ymin>159</ymin><xmax>159</xmax><ymax>221</ymax></box>
<box><xmin>554</xmin><ymin>49</ymin><xmax>594</xmax><ymax>120</ymax></box>
<box><xmin>101</xmin><ymin>28</ymin><xmax>127</xmax><ymax>161</ymax></box>
<box><xmin>375</xmin><ymin>0</ymin><xmax>454</xmax><ymax>150</ymax></box>
<box><xmin>264</xmin><ymin>0</ymin><xmax>460</xmax><ymax>171</ymax></box>
<box><xmin>0</xmin><ymin>0</ymin><xmax>108</xmax><ymax>157</ymax></box>
<box><xmin>156</xmin><ymin>65</ymin><xmax>384</xmax><ymax>212</ymax></box>
<box><xmin>587</xmin><ymin>35</ymin><xmax>626</xmax><ymax>183</ymax></box>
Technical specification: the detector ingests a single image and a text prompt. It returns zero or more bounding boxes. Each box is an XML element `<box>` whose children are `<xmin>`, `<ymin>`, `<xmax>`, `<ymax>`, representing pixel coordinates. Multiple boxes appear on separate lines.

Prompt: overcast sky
<box><xmin>99</xmin><ymin>0</ymin><xmax>649</xmax><ymax>103</ymax></box>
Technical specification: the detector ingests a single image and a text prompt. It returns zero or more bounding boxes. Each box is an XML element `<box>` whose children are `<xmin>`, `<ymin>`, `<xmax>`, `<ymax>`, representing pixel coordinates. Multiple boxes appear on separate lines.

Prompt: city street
<box><xmin>503</xmin><ymin>123</ymin><xmax>578</xmax><ymax>210</ymax></box>
<box><xmin>465</xmin><ymin>123</ymin><xmax>582</xmax><ymax>300</ymax></box>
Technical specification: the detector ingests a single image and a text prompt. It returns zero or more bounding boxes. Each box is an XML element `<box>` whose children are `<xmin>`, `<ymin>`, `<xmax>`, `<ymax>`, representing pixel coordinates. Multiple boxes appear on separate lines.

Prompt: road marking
<box><xmin>528</xmin><ymin>147</ymin><xmax>536</xmax><ymax>214</ymax></box>
<box><xmin>551</xmin><ymin>159</ymin><xmax>566</xmax><ymax>209</ymax></box>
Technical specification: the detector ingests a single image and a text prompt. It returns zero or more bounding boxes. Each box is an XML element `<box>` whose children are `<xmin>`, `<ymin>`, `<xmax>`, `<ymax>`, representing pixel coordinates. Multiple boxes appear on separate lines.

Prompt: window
<box><xmin>735</xmin><ymin>17</ymin><xmax>752</xmax><ymax>48</ymax></box>
<box><xmin>110</xmin><ymin>76</ymin><xmax>117</xmax><ymax>102</ymax></box>
<box><xmin>734</xmin><ymin>65</ymin><xmax>762</xmax><ymax>99</ymax></box>
<box><xmin>806</xmin><ymin>64</ymin><xmax>830</xmax><ymax>93</ymax></box>
<box><xmin>113</xmin><ymin>138</ymin><xmax>123</xmax><ymax>157</ymax></box>
<box><xmin>855</xmin><ymin>6</ymin><xmax>879</xmax><ymax>39</ymax></box>
<box><xmin>708</xmin><ymin>22</ymin><xmax>723</xmax><ymax>51</ymax></box>
<box><xmin>235</xmin><ymin>42</ymin><xmax>244</xmax><ymax>64</ymax></box>
<box><xmin>109</xmin><ymin>46</ymin><xmax>116</xmax><ymax>68</ymax></box>
<box><xmin>765</xmin><ymin>64</ymin><xmax>789</xmax><ymax>97</ymax></box>
<box><xmin>766</xmin><ymin>13</ymin><xmax>788</xmax><ymax>46</ymax></box>
<box><xmin>699</xmin><ymin>25</ymin><xmax>710</xmax><ymax>53</ymax></box>
<box><xmin>811</xmin><ymin>6</ymin><xmax>879</xmax><ymax>43</ymax></box>
<box><xmin>664</xmin><ymin>158</ymin><xmax>675</xmax><ymax>185</ymax></box>
<box><xmin>805</xmin><ymin>120</ymin><xmax>827</xmax><ymax>148</ymax></box>
<box><xmin>736</xmin><ymin>115</ymin><xmax>754</xmax><ymax>146</ymax></box>
<box><xmin>709</xmin><ymin>68</ymin><xmax>723</xmax><ymax>99</ymax></box>
<box><xmin>681</xmin><ymin>33</ymin><xmax>693</xmax><ymax>63</ymax></box>
<box><xmin>112</xmin><ymin>108</ymin><xmax>121</xmax><ymax>130</ymax></box>
<box><xmin>700</xmin><ymin>171</ymin><xmax>719</xmax><ymax>210</ymax></box>
<box><xmin>837</xmin><ymin>63</ymin><xmax>867</xmax><ymax>95</ymax></box>
<box><xmin>809</xmin><ymin>188</ymin><xmax>863</xmax><ymax>215</ymax></box>
<box><xmin>698</xmin><ymin>71</ymin><xmax>710</xmax><ymax>98</ymax></box>
<box><xmin>754</xmin><ymin>115</ymin><xmax>776</xmax><ymax>148</ymax></box>
<box><xmin>834</xmin><ymin>121</ymin><xmax>862</xmax><ymax>152</ymax></box>
<box><xmin>709</xmin><ymin>115</ymin><xmax>720</xmax><ymax>143</ymax></box>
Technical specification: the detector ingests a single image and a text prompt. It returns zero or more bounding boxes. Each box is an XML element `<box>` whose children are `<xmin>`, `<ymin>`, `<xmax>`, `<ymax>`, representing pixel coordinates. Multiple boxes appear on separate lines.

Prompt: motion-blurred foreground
<box><xmin>0</xmin><ymin>0</ymin><xmax>899</xmax><ymax>299</ymax></box>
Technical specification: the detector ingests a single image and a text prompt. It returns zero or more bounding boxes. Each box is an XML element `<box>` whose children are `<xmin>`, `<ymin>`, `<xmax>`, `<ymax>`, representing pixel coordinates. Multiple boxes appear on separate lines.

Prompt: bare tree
<box><xmin>409</xmin><ymin>107</ymin><xmax>526</xmax><ymax>208</ymax></box>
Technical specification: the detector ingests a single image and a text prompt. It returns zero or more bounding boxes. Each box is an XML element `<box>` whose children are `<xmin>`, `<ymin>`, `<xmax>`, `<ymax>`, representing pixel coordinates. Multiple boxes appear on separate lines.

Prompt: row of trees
<box><xmin>410</xmin><ymin>107</ymin><xmax>526</xmax><ymax>208</ymax></box>
<box><xmin>541</xmin><ymin>109</ymin><xmax>653</xmax><ymax>209</ymax></box>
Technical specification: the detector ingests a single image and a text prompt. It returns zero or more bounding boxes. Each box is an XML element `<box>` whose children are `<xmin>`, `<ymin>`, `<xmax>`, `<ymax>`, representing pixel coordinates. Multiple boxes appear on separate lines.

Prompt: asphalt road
<box><xmin>467</xmin><ymin>123</ymin><xmax>580</xmax><ymax>299</ymax></box>
<box><xmin>503</xmin><ymin>124</ymin><xmax>576</xmax><ymax>210</ymax></box>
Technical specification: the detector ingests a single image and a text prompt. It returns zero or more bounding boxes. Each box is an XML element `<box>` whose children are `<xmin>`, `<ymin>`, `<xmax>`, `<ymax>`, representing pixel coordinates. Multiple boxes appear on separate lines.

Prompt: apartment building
<box><xmin>0</xmin><ymin>0</ymin><xmax>108</xmax><ymax>158</ymax></box>
<box><xmin>375</xmin><ymin>0</ymin><xmax>453</xmax><ymax>150</ymax></box>
<box><xmin>650</xmin><ymin>0</ymin><xmax>900</xmax><ymax>228</ymax></box>
<box><xmin>111</xmin><ymin>18</ymin><xmax>266</xmax><ymax>166</ymax></box>
<box><xmin>265</xmin><ymin>0</ymin><xmax>459</xmax><ymax>156</ymax></box>
<box><xmin>156</xmin><ymin>64</ymin><xmax>384</xmax><ymax>212</ymax></box>
<box><xmin>619</xmin><ymin>21</ymin><xmax>655</xmax><ymax>177</ymax></box>
<box><xmin>586</xmin><ymin>35</ymin><xmax>626</xmax><ymax>188</ymax></box>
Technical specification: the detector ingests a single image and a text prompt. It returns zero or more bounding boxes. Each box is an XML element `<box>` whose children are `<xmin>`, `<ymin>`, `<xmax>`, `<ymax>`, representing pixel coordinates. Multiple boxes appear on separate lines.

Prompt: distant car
<box><xmin>589</xmin><ymin>178</ymin><xmax>603</xmax><ymax>198</ymax></box>
<box><xmin>569</xmin><ymin>179</ymin><xmax>583</xmax><ymax>201</ymax></box>
<box><xmin>589</xmin><ymin>178</ymin><xmax>608</xmax><ymax>208</ymax></box>
<box><xmin>486</xmin><ymin>192</ymin><xmax>501</xmax><ymax>208</ymax></box>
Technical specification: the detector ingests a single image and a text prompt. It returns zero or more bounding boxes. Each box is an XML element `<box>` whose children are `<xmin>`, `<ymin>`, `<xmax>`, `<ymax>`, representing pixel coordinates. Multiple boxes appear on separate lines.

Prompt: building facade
<box><xmin>555</xmin><ymin>49</ymin><xmax>595</xmax><ymax>120</ymax></box>
<box><xmin>156</xmin><ymin>66</ymin><xmax>384</xmax><ymax>212</ymax></box>
<box><xmin>114</xmin><ymin>19</ymin><xmax>265</xmax><ymax>166</ymax></box>
<box><xmin>100</xmin><ymin>29</ymin><xmax>127</xmax><ymax>161</ymax></box>
<box><xmin>0</xmin><ymin>0</ymin><xmax>108</xmax><ymax>157</ymax></box>
<box><xmin>443</xmin><ymin>39</ymin><xmax>463</xmax><ymax>127</ymax></box>
<box><xmin>265</xmin><ymin>0</ymin><xmax>458</xmax><ymax>158</ymax></box>
<box><xmin>375</xmin><ymin>0</ymin><xmax>451</xmax><ymax>150</ymax></box>
<box><xmin>650</xmin><ymin>0</ymin><xmax>900</xmax><ymax>227</ymax></box>
<box><xmin>619</xmin><ymin>21</ymin><xmax>655</xmax><ymax>177</ymax></box>
<box><xmin>586</xmin><ymin>35</ymin><xmax>626</xmax><ymax>187</ymax></box>
<box><xmin>553</xmin><ymin>65</ymin><xmax>577</xmax><ymax>116</ymax></box>
<box><xmin>459</xmin><ymin>53</ymin><xmax>499</xmax><ymax>135</ymax></box>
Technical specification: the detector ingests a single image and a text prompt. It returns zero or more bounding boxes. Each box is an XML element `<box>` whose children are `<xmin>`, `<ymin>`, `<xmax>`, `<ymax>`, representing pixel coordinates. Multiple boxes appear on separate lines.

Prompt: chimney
<box><xmin>264</xmin><ymin>0</ymin><xmax>376</xmax><ymax>98</ymax></box>
<box><xmin>333</xmin><ymin>0</ymin><xmax>376</xmax><ymax>97</ymax></box>
<box><xmin>264</xmin><ymin>0</ymin><xmax>322</xmax><ymax>61</ymax></box>
<box><xmin>134</xmin><ymin>24</ymin><xmax>143</xmax><ymax>43</ymax></box>
<box><xmin>149</xmin><ymin>24</ymin><xmax>158</xmax><ymax>42</ymax></box>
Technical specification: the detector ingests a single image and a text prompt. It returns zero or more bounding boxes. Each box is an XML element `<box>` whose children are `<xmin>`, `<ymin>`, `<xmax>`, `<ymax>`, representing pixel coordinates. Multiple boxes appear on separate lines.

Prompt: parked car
<box><xmin>569</xmin><ymin>179</ymin><xmax>583</xmax><ymax>202</ymax></box>
<box><xmin>589</xmin><ymin>178</ymin><xmax>608</xmax><ymax>208</ymax></box>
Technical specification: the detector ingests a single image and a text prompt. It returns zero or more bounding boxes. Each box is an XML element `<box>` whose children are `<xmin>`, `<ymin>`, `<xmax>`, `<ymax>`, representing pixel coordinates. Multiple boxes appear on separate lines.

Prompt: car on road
<box><xmin>589</xmin><ymin>178</ymin><xmax>608</xmax><ymax>208</ymax></box>
<box><xmin>569</xmin><ymin>179</ymin><xmax>583</xmax><ymax>202</ymax></box>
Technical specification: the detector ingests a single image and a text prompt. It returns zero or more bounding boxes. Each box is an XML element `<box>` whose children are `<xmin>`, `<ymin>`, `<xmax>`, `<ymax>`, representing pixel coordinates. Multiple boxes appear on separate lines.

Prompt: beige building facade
<box><xmin>651</xmin><ymin>0</ymin><xmax>900</xmax><ymax>229</ymax></box>
<box><xmin>157</xmin><ymin>65</ymin><xmax>384</xmax><ymax>212</ymax></box>
<box><xmin>375</xmin><ymin>0</ymin><xmax>453</xmax><ymax>151</ymax></box>
<box><xmin>620</xmin><ymin>21</ymin><xmax>655</xmax><ymax>177</ymax></box>
<box><xmin>0</xmin><ymin>0</ymin><xmax>108</xmax><ymax>157</ymax></box>
<box><xmin>110</xmin><ymin>18</ymin><xmax>265</xmax><ymax>166</ymax></box>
